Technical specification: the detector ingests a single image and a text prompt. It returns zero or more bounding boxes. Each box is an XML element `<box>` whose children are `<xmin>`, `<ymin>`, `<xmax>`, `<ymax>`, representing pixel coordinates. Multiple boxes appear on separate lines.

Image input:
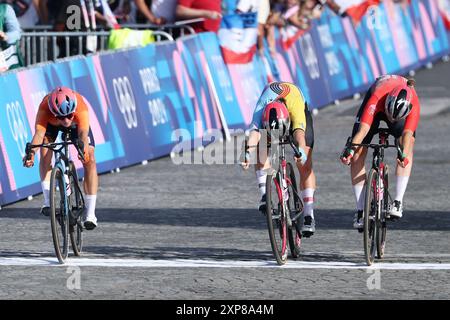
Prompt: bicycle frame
<box><xmin>269</xmin><ymin>136</ymin><xmax>303</xmax><ymax>226</ymax></box>
<box><xmin>26</xmin><ymin>129</ymin><xmax>83</xmax><ymax>219</ymax></box>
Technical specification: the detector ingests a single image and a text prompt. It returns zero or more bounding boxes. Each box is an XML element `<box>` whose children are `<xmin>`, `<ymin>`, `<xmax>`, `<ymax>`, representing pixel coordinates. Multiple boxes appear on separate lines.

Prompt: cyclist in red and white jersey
<box><xmin>340</xmin><ymin>75</ymin><xmax>420</xmax><ymax>229</ymax></box>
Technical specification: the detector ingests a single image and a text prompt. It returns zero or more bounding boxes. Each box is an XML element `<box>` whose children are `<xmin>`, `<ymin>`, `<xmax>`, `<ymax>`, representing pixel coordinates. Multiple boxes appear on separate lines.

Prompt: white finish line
<box><xmin>1</xmin><ymin>257</ymin><xmax>450</xmax><ymax>270</ymax></box>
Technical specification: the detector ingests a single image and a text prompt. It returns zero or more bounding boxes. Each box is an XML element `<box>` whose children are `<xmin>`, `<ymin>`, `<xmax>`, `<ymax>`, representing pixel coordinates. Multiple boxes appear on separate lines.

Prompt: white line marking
<box><xmin>1</xmin><ymin>257</ymin><xmax>450</xmax><ymax>270</ymax></box>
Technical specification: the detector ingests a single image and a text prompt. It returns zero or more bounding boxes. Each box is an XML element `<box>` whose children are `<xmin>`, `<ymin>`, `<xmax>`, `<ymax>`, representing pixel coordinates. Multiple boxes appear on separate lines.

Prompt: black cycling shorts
<box><xmin>45</xmin><ymin>124</ymin><xmax>96</xmax><ymax>147</ymax></box>
<box><xmin>291</xmin><ymin>105</ymin><xmax>314</xmax><ymax>149</ymax></box>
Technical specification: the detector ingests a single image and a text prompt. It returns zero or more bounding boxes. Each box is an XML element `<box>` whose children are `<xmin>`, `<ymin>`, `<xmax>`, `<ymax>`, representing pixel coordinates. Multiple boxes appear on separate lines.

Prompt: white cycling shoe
<box><xmin>82</xmin><ymin>212</ymin><xmax>98</xmax><ymax>230</ymax></box>
<box><xmin>389</xmin><ymin>200</ymin><xmax>403</xmax><ymax>219</ymax></box>
<box><xmin>353</xmin><ymin>210</ymin><xmax>364</xmax><ymax>231</ymax></box>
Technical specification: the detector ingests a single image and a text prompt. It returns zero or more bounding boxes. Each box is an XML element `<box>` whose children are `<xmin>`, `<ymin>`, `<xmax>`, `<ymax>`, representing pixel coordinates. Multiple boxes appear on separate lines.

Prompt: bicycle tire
<box><xmin>50</xmin><ymin>166</ymin><xmax>69</xmax><ymax>264</ymax></box>
<box><xmin>266</xmin><ymin>172</ymin><xmax>288</xmax><ymax>265</ymax></box>
<box><xmin>286</xmin><ymin>163</ymin><xmax>302</xmax><ymax>258</ymax></box>
<box><xmin>68</xmin><ymin>162</ymin><xmax>83</xmax><ymax>256</ymax></box>
<box><xmin>377</xmin><ymin>165</ymin><xmax>388</xmax><ymax>259</ymax></box>
<box><xmin>364</xmin><ymin>168</ymin><xmax>378</xmax><ymax>266</ymax></box>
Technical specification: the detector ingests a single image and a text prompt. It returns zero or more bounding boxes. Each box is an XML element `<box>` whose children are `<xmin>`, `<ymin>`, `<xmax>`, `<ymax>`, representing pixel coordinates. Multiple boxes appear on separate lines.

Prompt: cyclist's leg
<box><xmin>294</xmin><ymin>108</ymin><xmax>315</xmax><ymax>212</ymax></box>
<box><xmin>71</xmin><ymin>127</ymin><xmax>98</xmax><ymax>228</ymax></box>
<box><xmin>39</xmin><ymin>125</ymin><xmax>58</xmax><ymax>213</ymax></box>
<box><xmin>350</xmin><ymin>116</ymin><xmax>378</xmax><ymax>212</ymax></box>
<box><xmin>389</xmin><ymin>121</ymin><xmax>415</xmax><ymax>216</ymax></box>
<box><xmin>292</xmin><ymin>107</ymin><xmax>316</xmax><ymax>234</ymax></box>
<box><xmin>255</xmin><ymin>132</ymin><xmax>271</xmax><ymax>212</ymax></box>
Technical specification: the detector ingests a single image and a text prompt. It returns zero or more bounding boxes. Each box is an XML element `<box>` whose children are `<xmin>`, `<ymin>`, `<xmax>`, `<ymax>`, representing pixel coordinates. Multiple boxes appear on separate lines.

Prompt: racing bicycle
<box><xmin>265</xmin><ymin>135</ymin><xmax>305</xmax><ymax>265</ymax></box>
<box><xmin>348</xmin><ymin>128</ymin><xmax>406</xmax><ymax>266</ymax></box>
<box><xmin>25</xmin><ymin>129</ymin><xmax>86</xmax><ymax>264</ymax></box>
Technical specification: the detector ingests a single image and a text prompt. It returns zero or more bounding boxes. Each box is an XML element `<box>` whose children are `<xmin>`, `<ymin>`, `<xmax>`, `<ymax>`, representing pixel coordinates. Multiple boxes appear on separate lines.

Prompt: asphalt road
<box><xmin>1</xmin><ymin>60</ymin><xmax>449</xmax><ymax>300</ymax></box>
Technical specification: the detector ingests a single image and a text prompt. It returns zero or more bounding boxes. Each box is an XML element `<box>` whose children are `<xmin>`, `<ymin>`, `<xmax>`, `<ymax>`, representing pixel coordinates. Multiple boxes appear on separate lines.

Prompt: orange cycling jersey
<box><xmin>35</xmin><ymin>92</ymin><xmax>90</xmax><ymax>134</ymax></box>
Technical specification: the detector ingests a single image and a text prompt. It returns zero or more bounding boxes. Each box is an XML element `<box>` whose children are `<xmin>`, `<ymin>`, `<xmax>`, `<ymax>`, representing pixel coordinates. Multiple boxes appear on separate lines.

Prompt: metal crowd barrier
<box><xmin>19</xmin><ymin>30</ymin><xmax>174</xmax><ymax>67</ymax></box>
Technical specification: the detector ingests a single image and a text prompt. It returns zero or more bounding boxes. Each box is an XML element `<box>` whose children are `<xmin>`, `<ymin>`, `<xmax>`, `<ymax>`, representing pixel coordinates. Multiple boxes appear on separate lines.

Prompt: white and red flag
<box><xmin>218</xmin><ymin>12</ymin><xmax>258</xmax><ymax>64</ymax></box>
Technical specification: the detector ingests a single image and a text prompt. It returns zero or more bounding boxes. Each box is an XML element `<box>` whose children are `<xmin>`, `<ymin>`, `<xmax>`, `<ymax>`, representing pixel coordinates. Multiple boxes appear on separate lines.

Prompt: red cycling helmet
<box><xmin>385</xmin><ymin>84</ymin><xmax>413</xmax><ymax>122</ymax></box>
<box><xmin>48</xmin><ymin>87</ymin><xmax>78</xmax><ymax>117</ymax></box>
<box><xmin>262</xmin><ymin>100</ymin><xmax>291</xmax><ymax>138</ymax></box>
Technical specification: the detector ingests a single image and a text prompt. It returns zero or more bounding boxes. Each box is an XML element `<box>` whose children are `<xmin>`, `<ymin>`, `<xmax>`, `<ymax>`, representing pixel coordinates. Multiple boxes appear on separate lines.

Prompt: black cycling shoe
<box><xmin>301</xmin><ymin>216</ymin><xmax>315</xmax><ymax>238</ymax></box>
<box><xmin>40</xmin><ymin>206</ymin><xmax>50</xmax><ymax>217</ymax></box>
<box><xmin>258</xmin><ymin>194</ymin><xmax>267</xmax><ymax>215</ymax></box>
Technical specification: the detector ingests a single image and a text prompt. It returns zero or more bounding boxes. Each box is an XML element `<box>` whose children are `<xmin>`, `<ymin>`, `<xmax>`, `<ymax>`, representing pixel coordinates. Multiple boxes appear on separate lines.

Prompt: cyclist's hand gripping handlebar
<box><xmin>23</xmin><ymin>142</ymin><xmax>35</xmax><ymax>167</ymax></box>
<box><xmin>290</xmin><ymin>140</ymin><xmax>307</xmax><ymax>165</ymax></box>
<box><xmin>340</xmin><ymin>137</ymin><xmax>354</xmax><ymax>166</ymax></box>
<box><xmin>396</xmin><ymin>140</ymin><xmax>409</xmax><ymax>168</ymax></box>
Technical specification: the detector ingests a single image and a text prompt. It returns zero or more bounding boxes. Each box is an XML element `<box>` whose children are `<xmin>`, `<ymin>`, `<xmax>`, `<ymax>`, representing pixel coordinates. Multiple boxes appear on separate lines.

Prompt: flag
<box><xmin>438</xmin><ymin>0</ymin><xmax>450</xmax><ymax>30</ymax></box>
<box><xmin>218</xmin><ymin>12</ymin><xmax>258</xmax><ymax>64</ymax></box>
<box><xmin>340</xmin><ymin>0</ymin><xmax>381</xmax><ymax>25</ymax></box>
<box><xmin>101</xmin><ymin>0</ymin><xmax>121</xmax><ymax>29</ymax></box>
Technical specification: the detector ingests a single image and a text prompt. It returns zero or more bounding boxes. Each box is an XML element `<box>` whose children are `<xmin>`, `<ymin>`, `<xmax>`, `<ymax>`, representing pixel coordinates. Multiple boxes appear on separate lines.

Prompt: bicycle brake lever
<box><xmin>289</xmin><ymin>140</ymin><xmax>303</xmax><ymax>159</ymax></box>
<box><xmin>75</xmin><ymin>139</ymin><xmax>85</xmax><ymax>162</ymax></box>
<box><xmin>395</xmin><ymin>139</ymin><xmax>406</xmax><ymax>161</ymax></box>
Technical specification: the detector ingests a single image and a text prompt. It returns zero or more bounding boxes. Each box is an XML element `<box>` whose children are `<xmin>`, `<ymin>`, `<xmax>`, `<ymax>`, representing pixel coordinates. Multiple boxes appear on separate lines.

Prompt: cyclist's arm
<box><xmin>75</xmin><ymin>105</ymin><xmax>91</xmax><ymax>152</ymax></box>
<box><xmin>29</xmin><ymin>104</ymin><xmax>50</xmax><ymax>153</ymax></box>
<box><xmin>401</xmin><ymin>98</ymin><xmax>420</xmax><ymax>158</ymax></box>
<box><xmin>352</xmin><ymin>94</ymin><xmax>379</xmax><ymax>146</ymax></box>
<box><xmin>351</xmin><ymin>123</ymin><xmax>370</xmax><ymax>146</ymax></box>
<box><xmin>28</xmin><ymin>129</ymin><xmax>46</xmax><ymax>155</ymax></box>
<box><xmin>246</xmin><ymin>129</ymin><xmax>261</xmax><ymax>152</ymax></box>
<box><xmin>292</xmin><ymin>129</ymin><xmax>306</xmax><ymax>149</ymax></box>
<box><xmin>401</xmin><ymin>130</ymin><xmax>414</xmax><ymax>158</ymax></box>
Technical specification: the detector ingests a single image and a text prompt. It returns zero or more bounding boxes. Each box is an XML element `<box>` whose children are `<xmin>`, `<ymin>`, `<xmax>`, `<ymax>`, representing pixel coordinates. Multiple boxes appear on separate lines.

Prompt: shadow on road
<box><xmin>1</xmin><ymin>208</ymin><xmax>449</xmax><ymax>231</ymax></box>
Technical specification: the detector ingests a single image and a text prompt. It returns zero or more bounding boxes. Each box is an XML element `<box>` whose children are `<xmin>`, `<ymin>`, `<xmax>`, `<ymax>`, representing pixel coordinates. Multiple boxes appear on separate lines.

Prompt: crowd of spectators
<box><xmin>0</xmin><ymin>1</ymin><xmax>414</xmax><ymax>71</ymax></box>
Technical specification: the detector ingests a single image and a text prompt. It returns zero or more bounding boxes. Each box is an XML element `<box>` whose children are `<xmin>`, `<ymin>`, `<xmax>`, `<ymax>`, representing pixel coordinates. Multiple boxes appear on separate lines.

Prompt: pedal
<box><xmin>358</xmin><ymin>228</ymin><xmax>364</xmax><ymax>233</ymax></box>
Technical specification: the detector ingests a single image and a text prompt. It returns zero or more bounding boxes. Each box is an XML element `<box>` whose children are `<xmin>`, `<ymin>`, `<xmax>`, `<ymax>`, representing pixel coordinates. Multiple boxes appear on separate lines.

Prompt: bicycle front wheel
<box><xmin>266</xmin><ymin>172</ymin><xmax>288</xmax><ymax>265</ymax></box>
<box><xmin>377</xmin><ymin>165</ymin><xmax>389</xmax><ymax>259</ymax></box>
<box><xmin>50</xmin><ymin>166</ymin><xmax>69</xmax><ymax>264</ymax></box>
<box><xmin>286</xmin><ymin>163</ymin><xmax>302</xmax><ymax>259</ymax></box>
<box><xmin>68</xmin><ymin>162</ymin><xmax>83</xmax><ymax>256</ymax></box>
<box><xmin>364</xmin><ymin>169</ymin><xmax>378</xmax><ymax>266</ymax></box>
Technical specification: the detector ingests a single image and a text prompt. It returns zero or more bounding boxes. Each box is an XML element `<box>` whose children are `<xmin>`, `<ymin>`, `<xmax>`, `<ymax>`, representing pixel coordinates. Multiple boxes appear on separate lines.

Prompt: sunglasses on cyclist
<box><xmin>56</xmin><ymin>113</ymin><xmax>74</xmax><ymax>120</ymax></box>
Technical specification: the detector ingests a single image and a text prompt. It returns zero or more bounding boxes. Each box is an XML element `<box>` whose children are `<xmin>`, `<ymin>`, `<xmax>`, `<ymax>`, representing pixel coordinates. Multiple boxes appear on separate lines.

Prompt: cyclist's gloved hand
<box><xmin>294</xmin><ymin>146</ymin><xmax>307</xmax><ymax>166</ymax></box>
<box><xmin>22</xmin><ymin>150</ymin><xmax>35</xmax><ymax>168</ymax></box>
<box><xmin>340</xmin><ymin>147</ymin><xmax>355</xmax><ymax>165</ymax></box>
<box><xmin>397</xmin><ymin>152</ymin><xmax>409</xmax><ymax>168</ymax></box>
<box><xmin>240</xmin><ymin>151</ymin><xmax>251</xmax><ymax>170</ymax></box>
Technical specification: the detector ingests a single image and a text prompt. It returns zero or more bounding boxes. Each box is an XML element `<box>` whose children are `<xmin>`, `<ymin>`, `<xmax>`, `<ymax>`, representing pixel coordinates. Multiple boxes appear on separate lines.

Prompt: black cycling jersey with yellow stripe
<box><xmin>250</xmin><ymin>82</ymin><xmax>307</xmax><ymax>132</ymax></box>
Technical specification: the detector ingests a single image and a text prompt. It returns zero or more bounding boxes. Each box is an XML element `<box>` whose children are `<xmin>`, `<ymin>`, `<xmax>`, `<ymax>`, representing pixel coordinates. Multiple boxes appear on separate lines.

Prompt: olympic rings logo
<box><xmin>113</xmin><ymin>77</ymin><xmax>138</xmax><ymax>129</ymax></box>
<box><xmin>6</xmin><ymin>101</ymin><xmax>28</xmax><ymax>157</ymax></box>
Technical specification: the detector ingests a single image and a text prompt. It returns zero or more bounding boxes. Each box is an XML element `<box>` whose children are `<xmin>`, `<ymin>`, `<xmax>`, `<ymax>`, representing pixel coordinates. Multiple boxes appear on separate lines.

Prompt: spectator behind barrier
<box><xmin>151</xmin><ymin>0</ymin><xmax>177</xmax><ymax>24</ymax></box>
<box><xmin>176</xmin><ymin>0</ymin><xmax>222</xmax><ymax>33</ymax></box>
<box><xmin>0</xmin><ymin>2</ymin><xmax>23</xmax><ymax>71</ymax></box>
<box><xmin>135</xmin><ymin>0</ymin><xmax>166</xmax><ymax>24</ymax></box>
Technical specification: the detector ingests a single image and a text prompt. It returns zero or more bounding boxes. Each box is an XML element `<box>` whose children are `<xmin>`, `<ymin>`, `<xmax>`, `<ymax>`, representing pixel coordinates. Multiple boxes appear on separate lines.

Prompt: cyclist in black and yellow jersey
<box><xmin>241</xmin><ymin>82</ymin><xmax>316</xmax><ymax>237</ymax></box>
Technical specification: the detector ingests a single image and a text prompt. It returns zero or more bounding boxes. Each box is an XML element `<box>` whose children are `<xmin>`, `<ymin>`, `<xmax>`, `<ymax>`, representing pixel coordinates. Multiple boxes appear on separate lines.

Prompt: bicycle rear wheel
<box><xmin>68</xmin><ymin>162</ymin><xmax>83</xmax><ymax>256</ymax></box>
<box><xmin>50</xmin><ymin>166</ymin><xmax>69</xmax><ymax>264</ymax></box>
<box><xmin>286</xmin><ymin>163</ymin><xmax>302</xmax><ymax>258</ymax></box>
<box><xmin>377</xmin><ymin>165</ymin><xmax>388</xmax><ymax>259</ymax></box>
<box><xmin>364</xmin><ymin>168</ymin><xmax>378</xmax><ymax>266</ymax></box>
<box><xmin>266</xmin><ymin>172</ymin><xmax>288</xmax><ymax>265</ymax></box>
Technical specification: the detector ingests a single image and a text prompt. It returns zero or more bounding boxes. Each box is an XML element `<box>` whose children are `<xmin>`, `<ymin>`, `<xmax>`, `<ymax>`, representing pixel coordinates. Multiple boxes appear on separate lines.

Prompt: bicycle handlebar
<box><xmin>25</xmin><ymin>139</ymin><xmax>85</xmax><ymax>163</ymax></box>
<box><xmin>347</xmin><ymin>137</ymin><xmax>405</xmax><ymax>161</ymax></box>
<box><xmin>289</xmin><ymin>140</ymin><xmax>305</xmax><ymax>159</ymax></box>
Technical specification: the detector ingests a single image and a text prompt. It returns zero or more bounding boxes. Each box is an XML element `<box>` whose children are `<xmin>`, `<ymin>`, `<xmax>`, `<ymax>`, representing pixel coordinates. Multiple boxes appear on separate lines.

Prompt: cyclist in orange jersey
<box><xmin>23</xmin><ymin>87</ymin><xmax>98</xmax><ymax>230</ymax></box>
